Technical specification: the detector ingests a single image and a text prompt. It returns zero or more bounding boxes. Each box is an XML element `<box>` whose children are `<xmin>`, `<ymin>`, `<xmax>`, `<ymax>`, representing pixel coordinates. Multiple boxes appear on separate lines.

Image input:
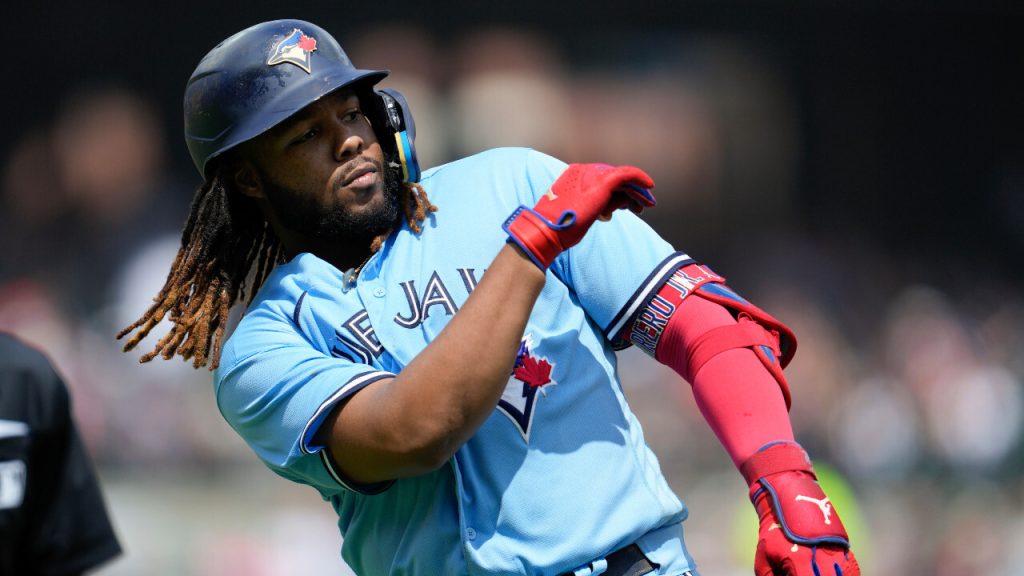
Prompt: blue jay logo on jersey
<box><xmin>497</xmin><ymin>334</ymin><xmax>557</xmax><ymax>441</ymax></box>
<box><xmin>266</xmin><ymin>28</ymin><xmax>318</xmax><ymax>73</ymax></box>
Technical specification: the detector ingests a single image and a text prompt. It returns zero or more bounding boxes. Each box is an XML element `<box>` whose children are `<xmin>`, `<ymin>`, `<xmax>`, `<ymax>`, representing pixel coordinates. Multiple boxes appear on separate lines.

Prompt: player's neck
<box><xmin>315</xmin><ymin>244</ymin><xmax>375</xmax><ymax>275</ymax></box>
<box><xmin>276</xmin><ymin>231</ymin><xmax>377</xmax><ymax>274</ymax></box>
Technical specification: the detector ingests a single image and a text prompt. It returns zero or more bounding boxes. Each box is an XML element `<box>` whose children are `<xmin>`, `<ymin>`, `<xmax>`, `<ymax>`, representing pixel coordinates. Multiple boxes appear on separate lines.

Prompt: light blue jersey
<box><xmin>215</xmin><ymin>148</ymin><xmax>699</xmax><ymax>575</ymax></box>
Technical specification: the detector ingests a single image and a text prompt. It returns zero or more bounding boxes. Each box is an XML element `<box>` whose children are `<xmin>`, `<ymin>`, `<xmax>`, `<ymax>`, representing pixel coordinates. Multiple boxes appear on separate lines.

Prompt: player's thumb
<box><xmin>753</xmin><ymin>540</ymin><xmax>775</xmax><ymax>576</ymax></box>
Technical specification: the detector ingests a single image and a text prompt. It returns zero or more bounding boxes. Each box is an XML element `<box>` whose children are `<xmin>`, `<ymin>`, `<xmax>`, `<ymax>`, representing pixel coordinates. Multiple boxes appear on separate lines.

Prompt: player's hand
<box><xmin>742</xmin><ymin>442</ymin><xmax>860</xmax><ymax>576</ymax></box>
<box><xmin>503</xmin><ymin>163</ymin><xmax>655</xmax><ymax>269</ymax></box>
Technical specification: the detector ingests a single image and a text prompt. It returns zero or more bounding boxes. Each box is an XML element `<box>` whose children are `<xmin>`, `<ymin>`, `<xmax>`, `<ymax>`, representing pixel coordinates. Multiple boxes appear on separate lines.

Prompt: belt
<box><xmin>560</xmin><ymin>543</ymin><xmax>657</xmax><ymax>576</ymax></box>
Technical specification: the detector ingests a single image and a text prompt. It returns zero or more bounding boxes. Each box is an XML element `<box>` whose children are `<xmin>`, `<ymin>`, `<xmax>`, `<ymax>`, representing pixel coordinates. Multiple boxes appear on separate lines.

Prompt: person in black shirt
<box><xmin>0</xmin><ymin>332</ymin><xmax>121</xmax><ymax>575</ymax></box>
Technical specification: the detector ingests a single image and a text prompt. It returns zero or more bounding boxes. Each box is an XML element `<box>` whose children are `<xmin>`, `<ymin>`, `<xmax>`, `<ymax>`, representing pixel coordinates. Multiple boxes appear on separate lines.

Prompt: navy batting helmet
<box><xmin>184</xmin><ymin>19</ymin><xmax>420</xmax><ymax>183</ymax></box>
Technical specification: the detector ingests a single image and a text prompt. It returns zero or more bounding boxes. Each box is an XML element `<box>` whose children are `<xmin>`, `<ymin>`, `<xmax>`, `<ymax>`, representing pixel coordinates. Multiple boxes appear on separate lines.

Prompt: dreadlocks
<box><xmin>118</xmin><ymin>165</ymin><xmax>437</xmax><ymax>370</ymax></box>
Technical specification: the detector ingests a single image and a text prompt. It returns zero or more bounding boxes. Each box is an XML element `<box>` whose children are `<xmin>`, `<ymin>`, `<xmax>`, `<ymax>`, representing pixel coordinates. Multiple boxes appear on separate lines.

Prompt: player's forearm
<box><xmin>324</xmin><ymin>243</ymin><xmax>545</xmax><ymax>481</ymax></box>
<box><xmin>655</xmin><ymin>290</ymin><xmax>794</xmax><ymax>467</ymax></box>
<box><xmin>691</xmin><ymin>349</ymin><xmax>794</xmax><ymax>467</ymax></box>
<box><xmin>390</xmin><ymin>244</ymin><xmax>545</xmax><ymax>457</ymax></box>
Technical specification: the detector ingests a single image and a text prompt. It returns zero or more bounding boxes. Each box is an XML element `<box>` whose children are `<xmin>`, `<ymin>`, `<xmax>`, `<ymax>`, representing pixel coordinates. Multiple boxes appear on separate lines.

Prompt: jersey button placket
<box><xmin>354</xmin><ymin>257</ymin><xmax>381</xmax><ymax>358</ymax></box>
<box><xmin>465</xmin><ymin>527</ymin><xmax>476</xmax><ymax>540</ymax></box>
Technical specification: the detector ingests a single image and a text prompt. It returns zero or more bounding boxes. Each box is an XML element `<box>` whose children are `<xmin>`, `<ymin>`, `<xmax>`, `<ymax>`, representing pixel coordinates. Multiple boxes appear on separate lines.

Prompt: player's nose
<box><xmin>333</xmin><ymin>128</ymin><xmax>364</xmax><ymax>162</ymax></box>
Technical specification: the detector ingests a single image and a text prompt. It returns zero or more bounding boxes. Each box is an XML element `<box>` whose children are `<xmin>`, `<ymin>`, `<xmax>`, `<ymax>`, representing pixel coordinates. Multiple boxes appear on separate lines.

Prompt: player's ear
<box><xmin>229</xmin><ymin>158</ymin><xmax>264</xmax><ymax>200</ymax></box>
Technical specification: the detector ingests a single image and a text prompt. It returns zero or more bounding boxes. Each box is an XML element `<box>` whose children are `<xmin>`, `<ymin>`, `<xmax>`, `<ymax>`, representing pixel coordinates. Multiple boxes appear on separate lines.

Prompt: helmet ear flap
<box><xmin>373</xmin><ymin>88</ymin><xmax>420</xmax><ymax>183</ymax></box>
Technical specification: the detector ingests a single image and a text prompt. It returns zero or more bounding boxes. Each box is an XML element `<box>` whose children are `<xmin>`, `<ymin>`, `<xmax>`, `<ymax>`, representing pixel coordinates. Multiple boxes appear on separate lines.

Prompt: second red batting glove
<box><xmin>741</xmin><ymin>442</ymin><xmax>861</xmax><ymax>576</ymax></box>
<box><xmin>503</xmin><ymin>163</ymin><xmax>656</xmax><ymax>270</ymax></box>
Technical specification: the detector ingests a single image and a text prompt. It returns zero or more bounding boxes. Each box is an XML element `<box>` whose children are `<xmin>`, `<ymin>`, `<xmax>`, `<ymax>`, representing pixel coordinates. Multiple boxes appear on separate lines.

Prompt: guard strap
<box><xmin>687</xmin><ymin>319</ymin><xmax>779</xmax><ymax>382</ymax></box>
<box><xmin>695</xmin><ymin>284</ymin><xmax>797</xmax><ymax>368</ymax></box>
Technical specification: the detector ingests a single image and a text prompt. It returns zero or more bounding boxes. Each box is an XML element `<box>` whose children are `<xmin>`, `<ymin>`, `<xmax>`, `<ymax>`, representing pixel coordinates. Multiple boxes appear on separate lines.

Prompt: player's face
<box><xmin>242</xmin><ymin>89</ymin><xmax>400</xmax><ymax>243</ymax></box>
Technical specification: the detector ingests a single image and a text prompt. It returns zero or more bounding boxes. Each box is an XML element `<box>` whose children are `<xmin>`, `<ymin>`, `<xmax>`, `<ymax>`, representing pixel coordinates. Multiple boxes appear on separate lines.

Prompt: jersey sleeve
<box><xmin>215</xmin><ymin>307</ymin><xmax>396</xmax><ymax>496</ymax></box>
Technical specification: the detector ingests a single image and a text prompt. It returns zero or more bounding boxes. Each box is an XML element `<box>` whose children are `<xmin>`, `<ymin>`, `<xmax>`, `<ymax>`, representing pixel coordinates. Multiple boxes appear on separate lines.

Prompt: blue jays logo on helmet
<box><xmin>266</xmin><ymin>28</ymin><xmax>318</xmax><ymax>73</ymax></box>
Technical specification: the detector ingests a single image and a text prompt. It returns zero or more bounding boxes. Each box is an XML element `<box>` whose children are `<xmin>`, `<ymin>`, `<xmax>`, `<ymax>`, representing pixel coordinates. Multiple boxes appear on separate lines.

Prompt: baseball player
<box><xmin>120</xmin><ymin>19</ymin><xmax>859</xmax><ymax>576</ymax></box>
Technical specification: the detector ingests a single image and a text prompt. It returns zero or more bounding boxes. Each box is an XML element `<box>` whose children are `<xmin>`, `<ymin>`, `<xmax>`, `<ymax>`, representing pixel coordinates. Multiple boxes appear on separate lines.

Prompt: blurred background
<box><xmin>1</xmin><ymin>1</ymin><xmax>1019</xmax><ymax>574</ymax></box>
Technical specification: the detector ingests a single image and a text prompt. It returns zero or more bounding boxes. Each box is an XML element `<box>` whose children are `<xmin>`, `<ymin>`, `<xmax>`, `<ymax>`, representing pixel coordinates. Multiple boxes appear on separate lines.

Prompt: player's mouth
<box><xmin>340</xmin><ymin>163</ymin><xmax>379</xmax><ymax>189</ymax></box>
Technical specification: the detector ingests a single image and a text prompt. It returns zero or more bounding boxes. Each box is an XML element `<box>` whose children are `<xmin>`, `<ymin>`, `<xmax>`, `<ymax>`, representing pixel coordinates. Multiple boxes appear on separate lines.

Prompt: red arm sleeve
<box><xmin>662</xmin><ymin>295</ymin><xmax>794</xmax><ymax>466</ymax></box>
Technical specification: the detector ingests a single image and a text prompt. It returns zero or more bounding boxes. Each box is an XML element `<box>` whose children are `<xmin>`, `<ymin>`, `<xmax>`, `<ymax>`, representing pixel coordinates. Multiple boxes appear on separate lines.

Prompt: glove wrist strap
<box><xmin>503</xmin><ymin>206</ymin><xmax>567</xmax><ymax>270</ymax></box>
<box><xmin>740</xmin><ymin>441</ymin><xmax>814</xmax><ymax>485</ymax></box>
<box><xmin>744</xmin><ymin>441</ymin><xmax>852</xmax><ymax>550</ymax></box>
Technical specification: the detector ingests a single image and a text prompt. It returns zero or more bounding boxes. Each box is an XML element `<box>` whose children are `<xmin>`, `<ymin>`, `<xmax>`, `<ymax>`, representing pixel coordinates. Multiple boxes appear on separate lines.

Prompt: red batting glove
<box><xmin>503</xmin><ymin>163</ymin><xmax>655</xmax><ymax>269</ymax></box>
<box><xmin>741</xmin><ymin>442</ymin><xmax>861</xmax><ymax>576</ymax></box>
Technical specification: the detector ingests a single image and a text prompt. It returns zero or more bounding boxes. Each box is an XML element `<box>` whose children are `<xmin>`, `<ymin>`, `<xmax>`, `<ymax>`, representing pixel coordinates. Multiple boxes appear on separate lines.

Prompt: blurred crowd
<box><xmin>1</xmin><ymin>24</ymin><xmax>1019</xmax><ymax>576</ymax></box>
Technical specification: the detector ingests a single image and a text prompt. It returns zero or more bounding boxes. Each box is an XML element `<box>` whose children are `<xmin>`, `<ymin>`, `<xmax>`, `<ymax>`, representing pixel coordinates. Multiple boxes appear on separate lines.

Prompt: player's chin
<box><xmin>351</xmin><ymin>183</ymin><xmax>399</xmax><ymax>225</ymax></box>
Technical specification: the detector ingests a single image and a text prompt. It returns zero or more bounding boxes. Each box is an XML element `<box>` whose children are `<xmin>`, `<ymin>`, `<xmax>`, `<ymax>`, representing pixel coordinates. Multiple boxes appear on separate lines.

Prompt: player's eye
<box><xmin>341</xmin><ymin>109</ymin><xmax>364</xmax><ymax>124</ymax></box>
<box><xmin>290</xmin><ymin>128</ymin><xmax>318</xmax><ymax>145</ymax></box>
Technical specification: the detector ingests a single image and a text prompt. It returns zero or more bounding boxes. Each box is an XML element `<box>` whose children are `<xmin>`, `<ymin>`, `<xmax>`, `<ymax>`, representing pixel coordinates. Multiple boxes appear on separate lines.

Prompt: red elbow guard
<box><xmin>626</xmin><ymin>263</ymin><xmax>797</xmax><ymax>408</ymax></box>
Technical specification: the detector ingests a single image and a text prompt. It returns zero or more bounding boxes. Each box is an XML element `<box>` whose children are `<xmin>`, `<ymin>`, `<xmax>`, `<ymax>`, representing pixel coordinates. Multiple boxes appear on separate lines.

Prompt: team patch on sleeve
<box><xmin>627</xmin><ymin>263</ymin><xmax>725</xmax><ymax>357</ymax></box>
